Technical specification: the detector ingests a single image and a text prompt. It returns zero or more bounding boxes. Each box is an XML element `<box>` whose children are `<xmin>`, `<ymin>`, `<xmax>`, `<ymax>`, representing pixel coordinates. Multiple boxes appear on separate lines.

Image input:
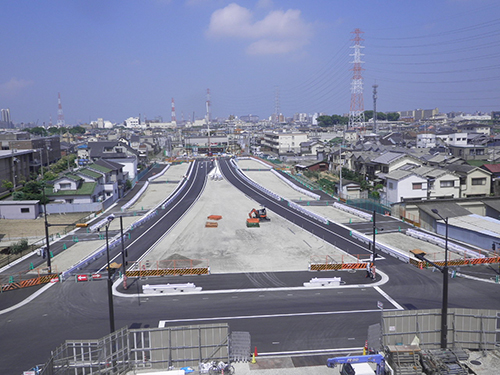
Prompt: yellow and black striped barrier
<box><xmin>126</xmin><ymin>267</ymin><xmax>210</xmax><ymax>277</ymax></box>
<box><xmin>411</xmin><ymin>256</ymin><xmax>500</xmax><ymax>269</ymax></box>
<box><xmin>1</xmin><ymin>274</ymin><xmax>59</xmax><ymax>292</ymax></box>
<box><xmin>309</xmin><ymin>263</ymin><xmax>367</xmax><ymax>271</ymax></box>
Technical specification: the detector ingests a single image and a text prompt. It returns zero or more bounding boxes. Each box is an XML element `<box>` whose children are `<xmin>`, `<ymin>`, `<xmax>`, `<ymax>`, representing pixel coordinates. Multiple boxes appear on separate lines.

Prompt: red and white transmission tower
<box><xmin>171</xmin><ymin>98</ymin><xmax>177</xmax><ymax>123</ymax></box>
<box><xmin>57</xmin><ymin>92</ymin><xmax>65</xmax><ymax>127</ymax></box>
<box><xmin>348</xmin><ymin>29</ymin><xmax>365</xmax><ymax>129</ymax></box>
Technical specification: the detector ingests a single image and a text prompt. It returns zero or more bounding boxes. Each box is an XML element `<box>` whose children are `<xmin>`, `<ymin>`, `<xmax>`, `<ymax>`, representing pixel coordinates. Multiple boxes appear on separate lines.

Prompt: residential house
<box><xmin>299</xmin><ymin>140</ymin><xmax>324</xmax><ymax>157</ymax></box>
<box><xmin>371</xmin><ymin>152</ymin><xmax>423</xmax><ymax>178</ymax></box>
<box><xmin>384</xmin><ymin>170</ymin><xmax>428</xmax><ymax>203</ymax></box>
<box><xmin>410</xmin><ymin>166</ymin><xmax>461</xmax><ymax>199</ymax></box>
<box><xmin>481</xmin><ymin>164</ymin><xmax>500</xmax><ymax>196</ymax></box>
<box><xmin>80</xmin><ymin>141</ymin><xmax>138</xmax><ymax>180</ymax></box>
<box><xmin>47</xmin><ymin>174</ymin><xmax>102</xmax><ymax>205</ymax></box>
<box><xmin>444</xmin><ymin>164</ymin><xmax>492</xmax><ymax>198</ymax></box>
<box><xmin>338</xmin><ymin>179</ymin><xmax>361</xmax><ymax>200</ymax></box>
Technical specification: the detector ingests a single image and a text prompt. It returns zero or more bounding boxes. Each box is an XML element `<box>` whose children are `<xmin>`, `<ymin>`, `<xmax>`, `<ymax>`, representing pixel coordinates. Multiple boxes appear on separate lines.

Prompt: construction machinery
<box><xmin>249</xmin><ymin>208</ymin><xmax>270</xmax><ymax>222</ymax></box>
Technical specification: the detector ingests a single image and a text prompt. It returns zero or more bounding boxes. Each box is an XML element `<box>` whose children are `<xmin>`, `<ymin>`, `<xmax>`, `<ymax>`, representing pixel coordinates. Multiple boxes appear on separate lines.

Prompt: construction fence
<box><xmin>36</xmin><ymin>323</ymin><xmax>250</xmax><ymax>375</ymax></box>
<box><xmin>382</xmin><ymin>308</ymin><xmax>500</xmax><ymax>350</ymax></box>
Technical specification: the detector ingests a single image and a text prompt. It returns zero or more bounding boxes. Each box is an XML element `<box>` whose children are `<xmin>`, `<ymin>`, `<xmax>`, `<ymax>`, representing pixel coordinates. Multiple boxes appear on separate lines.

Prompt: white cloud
<box><xmin>256</xmin><ymin>0</ymin><xmax>273</xmax><ymax>9</ymax></box>
<box><xmin>0</xmin><ymin>77</ymin><xmax>33</xmax><ymax>97</ymax></box>
<box><xmin>206</xmin><ymin>3</ymin><xmax>313</xmax><ymax>55</ymax></box>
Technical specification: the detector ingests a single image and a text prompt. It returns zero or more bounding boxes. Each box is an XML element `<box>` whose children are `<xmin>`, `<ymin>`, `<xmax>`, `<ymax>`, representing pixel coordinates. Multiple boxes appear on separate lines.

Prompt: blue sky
<box><xmin>1</xmin><ymin>0</ymin><xmax>499</xmax><ymax>125</ymax></box>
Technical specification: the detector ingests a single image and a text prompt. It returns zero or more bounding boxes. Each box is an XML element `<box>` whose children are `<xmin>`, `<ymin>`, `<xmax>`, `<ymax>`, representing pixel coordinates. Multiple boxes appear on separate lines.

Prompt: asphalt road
<box><xmin>2</xmin><ymin>158</ymin><xmax>500</xmax><ymax>374</ymax></box>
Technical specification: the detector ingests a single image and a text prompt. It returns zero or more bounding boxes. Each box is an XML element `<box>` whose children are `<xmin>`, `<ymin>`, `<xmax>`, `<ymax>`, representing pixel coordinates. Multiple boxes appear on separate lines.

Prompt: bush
<box><xmin>10</xmin><ymin>238</ymin><xmax>29</xmax><ymax>255</ymax></box>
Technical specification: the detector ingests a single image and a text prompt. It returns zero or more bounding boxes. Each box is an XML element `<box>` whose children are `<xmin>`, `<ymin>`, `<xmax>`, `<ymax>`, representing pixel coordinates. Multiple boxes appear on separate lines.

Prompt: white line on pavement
<box><xmin>374</xmin><ymin>286</ymin><xmax>404</xmax><ymax>310</ymax></box>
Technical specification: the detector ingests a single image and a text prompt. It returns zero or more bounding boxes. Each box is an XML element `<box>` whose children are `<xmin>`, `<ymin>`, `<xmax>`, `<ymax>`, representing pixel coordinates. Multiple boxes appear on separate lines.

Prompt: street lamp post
<box><xmin>431</xmin><ymin>208</ymin><xmax>449</xmax><ymax>349</ymax></box>
<box><xmin>120</xmin><ymin>215</ymin><xmax>127</xmax><ymax>290</ymax></box>
<box><xmin>105</xmin><ymin>215</ymin><xmax>116</xmax><ymax>334</ymax></box>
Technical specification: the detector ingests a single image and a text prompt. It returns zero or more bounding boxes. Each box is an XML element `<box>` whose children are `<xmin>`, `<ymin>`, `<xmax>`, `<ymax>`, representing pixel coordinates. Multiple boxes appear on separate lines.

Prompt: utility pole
<box><xmin>373</xmin><ymin>84</ymin><xmax>378</xmax><ymax>134</ymax></box>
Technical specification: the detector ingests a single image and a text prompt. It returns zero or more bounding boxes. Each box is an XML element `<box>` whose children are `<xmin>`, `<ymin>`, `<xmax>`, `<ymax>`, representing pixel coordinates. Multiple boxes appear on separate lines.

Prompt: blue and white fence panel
<box><xmin>333</xmin><ymin>202</ymin><xmax>372</xmax><ymax>221</ymax></box>
<box><xmin>406</xmin><ymin>228</ymin><xmax>484</xmax><ymax>259</ymax></box>
<box><xmin>350</xmin><ymin>230</ymin><xmax>410</xmax><ymax>263</ymax></box>
<box><xmin>287</xmin><ymin>200</ymin><xmax>329</xmax><ymax>225</ymax></box>
<box><xmin>271</xmin><ymin>169</ymin><xmax>321</xmax><ymax>201</ymax></box>
<box><xmin>230</xmin><ymin>158</ymin><xmax>281</xmax><ymax>201</ymax></box>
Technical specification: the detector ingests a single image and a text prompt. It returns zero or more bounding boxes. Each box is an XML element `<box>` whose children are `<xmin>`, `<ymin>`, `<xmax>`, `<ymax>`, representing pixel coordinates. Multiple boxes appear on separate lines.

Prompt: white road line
<box><xmin>157</xmin><ymin>307</ymin><xmax>400</xmax><ymax>326</ymax></box>
<box><xmin>374</xmin><ymin>286</ymin><xmax>404</xmax><ymax>310</ymax></box>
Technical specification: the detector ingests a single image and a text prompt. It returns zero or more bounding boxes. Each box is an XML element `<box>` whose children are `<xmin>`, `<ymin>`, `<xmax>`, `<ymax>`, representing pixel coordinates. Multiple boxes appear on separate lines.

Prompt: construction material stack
<box><xmin>420</xmin><ymin>348</ymin><xmax>469</xmax><ymax>375</ymax></box>
<box><xmin>206</xmin><ymin>215</ymin><xmax>222</xmax><ymax>228</ymax></box>
<box><xmin>246</xmin><ymin>218</ymin><xmax>259</xmax><ymax>228</ymax></box>
<box><xmin>385</xmin><ymin>345</ymin><xmax>424</xmax><ymax>375</ymax></box>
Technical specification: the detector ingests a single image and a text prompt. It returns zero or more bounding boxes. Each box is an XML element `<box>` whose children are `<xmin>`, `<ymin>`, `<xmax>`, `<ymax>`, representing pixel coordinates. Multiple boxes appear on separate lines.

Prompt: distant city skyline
<box><xmin>1</xmin><ymin>0</ymin><xmax>499</xmax><ymax>125</ymax></box>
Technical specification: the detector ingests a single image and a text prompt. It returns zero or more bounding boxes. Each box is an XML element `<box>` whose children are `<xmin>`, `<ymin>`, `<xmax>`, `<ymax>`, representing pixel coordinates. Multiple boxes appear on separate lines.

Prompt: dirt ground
<box><xmin>0</xmin><ymin>212</ymin><xmax>93</xmax><ymax>246</ymax></box>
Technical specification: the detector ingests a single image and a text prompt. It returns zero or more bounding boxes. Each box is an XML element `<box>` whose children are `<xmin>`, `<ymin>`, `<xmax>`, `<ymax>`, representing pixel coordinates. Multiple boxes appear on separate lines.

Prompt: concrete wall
<box><xmin>0</xmin><ymin>201</ymin><xmax>40</xmax><ymax>219</ymax></box>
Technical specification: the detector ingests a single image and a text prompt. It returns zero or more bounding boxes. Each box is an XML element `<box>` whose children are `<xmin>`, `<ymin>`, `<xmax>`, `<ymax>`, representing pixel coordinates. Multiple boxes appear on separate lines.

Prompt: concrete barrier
<box><xmin>142</xmin><ymin>283</ymin><xmax>202</xmax><ymax>294</ymax></box>
<box><xmin>303</xmin><ymin>277</ymin><xmax>341</xmax><ymax>287</ymax></box>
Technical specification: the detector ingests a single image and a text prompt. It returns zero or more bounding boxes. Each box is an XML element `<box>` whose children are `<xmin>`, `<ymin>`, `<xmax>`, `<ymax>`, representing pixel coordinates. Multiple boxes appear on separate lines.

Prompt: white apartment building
<box><xmin>416</xmin><ymin>133</ymin><xmax>436</xmax><ymax>148</ymax></box>
<box><xmin>436</xmin><ymin>132</ymin><xmax>468</xmax><ymax>146</ymax></box>
<box><xmin>124</xmin><ymin>117</ymin><xmax>141</xmax><ymax>128</ymax></box>
<box><xmin>261</xmin><ymin>132</ymin><xmax>308</xmax><ymax>155</ymax></box>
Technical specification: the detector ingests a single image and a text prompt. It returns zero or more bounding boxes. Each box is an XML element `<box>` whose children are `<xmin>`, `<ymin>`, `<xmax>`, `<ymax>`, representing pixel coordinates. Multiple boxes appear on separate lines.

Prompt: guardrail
<box><xmin>271</xmin><ymin>169</ymin><xmax>321</xmax><ymax>200</ymax></box>
<box><xmin>333</xmin><ymin>202</ymin><xmax>372</xmax><ymax>220</ymax></box>
<box><xmin>231</xmin><ymin>158</ymin><xmax>281</xmax><ymax>201</ymax></box>
<box><xmin>406</xmin><ymin>228</ymin><xmax>485</xmax><ymax>259</ymax></box>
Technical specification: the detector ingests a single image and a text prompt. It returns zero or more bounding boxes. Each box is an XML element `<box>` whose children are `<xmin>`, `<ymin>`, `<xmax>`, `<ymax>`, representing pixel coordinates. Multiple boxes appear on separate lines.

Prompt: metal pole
<box><xmin>39</xmin><ymin>149</ymin><xmax>44</xmax><ymax>178</ymax></box>
<box><xmin>441</xmin><ymin>217</ymin><xmax>449</xmax><ymax>348</ymax></box>
<box><xmin>42</xmin><ymin>188</ymin><xmax>52</xmax><ymax>273</ymax></box>
<box><xmin>120</xmin><ymin>216</ymin><xmax>127</xmax><ymax>290</ymax></box>
<box><xmin>106</xmin><ymin>224</ymin><xmax>116</xmax><ymax>333</ymax></box>
<box><xmin>372</xmin><ymin>210</ymin><xmax>376</xmax><ymax>278</ymax></box>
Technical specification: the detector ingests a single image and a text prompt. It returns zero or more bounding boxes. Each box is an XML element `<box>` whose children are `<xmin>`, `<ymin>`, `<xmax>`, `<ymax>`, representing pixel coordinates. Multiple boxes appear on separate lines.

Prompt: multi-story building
<box><xmin>1</xmin><ymin>108</ymin><xmax>11</xmax><ymax>123</ymax></box>
<box><xmin>261</xmin><ymin>132</ymin><xmax>308</xmax><ymax>155</ymax></box>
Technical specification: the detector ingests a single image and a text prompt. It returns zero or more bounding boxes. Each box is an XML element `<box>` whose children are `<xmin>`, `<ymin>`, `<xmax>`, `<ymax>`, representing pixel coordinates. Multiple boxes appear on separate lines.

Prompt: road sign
<box><xmin>50</xmin><ymin>277</ymin><xmax>59</xmax><ymax>283</ymax></box>
<box><xmin>92</xmin><ymin>274</ymin><xmax>102</xmax><ymax>279</ymax></box>
<box><xmin>77</xmin><ymin>275</ymin><xmax>88</xmax><ymax>282</ymax></box>
<box><xmin>377</xmin><ymin>301</ymin><xmax>384</xmax><ymax>310</ymax></box>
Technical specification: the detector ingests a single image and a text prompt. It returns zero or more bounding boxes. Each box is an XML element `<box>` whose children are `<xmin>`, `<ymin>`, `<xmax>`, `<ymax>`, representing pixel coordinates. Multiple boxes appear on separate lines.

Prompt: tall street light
<box><xmin>413</xmin><ymin>209</ymin><xmax>449</xmax><ymax>349</ymax></box>
<box><xmin>105</xmin><ymin>214</ymin><xmax>116</xmax><ymax>334</ymax></box>
<box><xmin>369</xmin><ymin>210</ymin><xmax>382</xmax><ymax>279</ymax></box>
<box><xmin>431</xmin><ymin>208</ymin><xmax>449</xmax><ymax>349</ymax></box>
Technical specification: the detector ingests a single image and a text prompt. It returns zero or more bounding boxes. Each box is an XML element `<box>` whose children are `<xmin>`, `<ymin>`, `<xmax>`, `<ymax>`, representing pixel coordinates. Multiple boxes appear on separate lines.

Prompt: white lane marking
<box><xmin>158</xmin><ymin>307</ymin><xmax>400</xmax><ymax>325</ymax></box>
<box><xmin>374</xmin><ymin>286</ymin><xmax>404</xmax><ymax>310</ymax></box>
<box><xmin>0</xmin><ymin>282</ymin><xmax>55</xmax><ymax>315</ymax></box>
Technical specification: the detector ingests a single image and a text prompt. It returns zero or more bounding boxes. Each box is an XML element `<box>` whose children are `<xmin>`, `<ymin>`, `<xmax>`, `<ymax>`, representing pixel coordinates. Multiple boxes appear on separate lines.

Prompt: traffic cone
<box><xmin>252</xmin><ymin>347</ymin><xmax>257</xmax><ymax>363</ymax></box>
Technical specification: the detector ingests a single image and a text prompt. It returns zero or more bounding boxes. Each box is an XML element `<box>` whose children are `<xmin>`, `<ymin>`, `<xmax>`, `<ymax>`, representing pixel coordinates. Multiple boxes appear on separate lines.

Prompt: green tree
<box><xmin>1</xmin><ymin>180</ymin><xmax>14</xmax><ymax>191</ymax></box>
<box><xmin>42</xmin><ymin>171</ymin><xmax>58</xmax><ymax>181</ymax></box>
<box><xmin>13</xmin><ymin>180</ymin><xmax>49</xmax><ymax>203</ymax></box>
<box><xmin>317</xmin><ymin>115</ymin><xmax>334</xmax><ymax>127</ymax></box>
<box><xmin>69</xmin><ymin>126</ymin><xmax>86</xmax><ymax>135</ymax></box>
<box><xmin>48</xmin><ymin>126</ymin><xmax>63</xmax><ymax>135</ymax></box>
<box><xmin>10</xmin><ymin>238</ymin><xmax>29</xmax><ymax>254</ymax></box>
<box><xmin>387</xmin><ymin>112</ymin><xmax>400</xmax><ymax>121</ymax></box>
<box><xmin>27</xmin><ymin>126</ymin><xmax>48</xmax><ymax>136</ymax></box>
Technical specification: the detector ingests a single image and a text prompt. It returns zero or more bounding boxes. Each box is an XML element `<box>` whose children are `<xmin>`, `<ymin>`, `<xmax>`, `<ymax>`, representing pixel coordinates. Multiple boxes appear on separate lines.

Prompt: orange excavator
<box><xmin>249</xmin><ymin>208</ymin><xmax>270</xmax><ymax>221</ymax></box>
